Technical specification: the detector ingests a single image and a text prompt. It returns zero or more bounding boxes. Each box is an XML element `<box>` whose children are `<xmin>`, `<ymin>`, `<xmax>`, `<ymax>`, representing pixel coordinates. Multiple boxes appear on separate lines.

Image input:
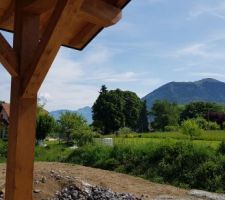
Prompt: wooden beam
<box><xmin>78</xmin><ymin>0</ymin><xmax>122</xmax><ymax>27</ymax></box>
<box><xmin>23</xmin><ymin>0</ymin><xmax>57</xmax><ymax>14</ymax></box>
<box><xmin>0</xmin><ymin>33</ymin><xmax>18</xmax><ymax>76</ymax></box>
<box><xmin>69</xmin><ymin>23</ymin><xmax>101</xmax><ymax>49</ymax></box>
<box><xmin>5</xmin><ymin>3</ymin><xmax>40</xmax><ymax>200</ymax></box>
<box><xmin>21</xmin><ymin>0</ymin><xmax>83</xmax><ymax>98</ymax></box>
<box><xmin>0</xmin><ymin>1</ymin><xmax>14</xmax><ymax>32</ymax></box>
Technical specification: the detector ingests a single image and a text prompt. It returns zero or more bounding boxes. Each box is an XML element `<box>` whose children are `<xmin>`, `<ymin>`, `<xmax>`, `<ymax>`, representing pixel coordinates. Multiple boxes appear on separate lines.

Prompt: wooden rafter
<box><xmin>78</xmin><ymin>0</ymin><xmax>122</xmax><ymax>27</ymax></box>
<box><xmin>23</xmin><ymin>0</ymin><xmax>57</xmax><ymax>14</ymax></box>
<box><xmin>0</xmin><ymin>33</ymin><xmax>18</xmax><ymax>76</ymax></box>
<box><xmin>1</xmin><ymin>0</ymin><xmax>130</xmax><ymax>200</ymax></box>
<box><xmin>69</xmin><ymin>23</ymin><xmax>101</xmax><ymax>49</ymax></box>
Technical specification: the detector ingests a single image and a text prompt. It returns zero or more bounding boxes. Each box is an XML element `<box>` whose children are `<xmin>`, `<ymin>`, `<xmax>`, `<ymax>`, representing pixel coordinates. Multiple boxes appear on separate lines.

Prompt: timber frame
<box><xmin>0</xmin><ymin>0</ymin><xmax>130</xmax><ymax>199</ymax></box>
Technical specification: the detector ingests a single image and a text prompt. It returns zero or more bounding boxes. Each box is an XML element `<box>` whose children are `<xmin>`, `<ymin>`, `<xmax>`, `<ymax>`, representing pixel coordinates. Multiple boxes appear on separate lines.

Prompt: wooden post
<box><xmin>5</xmin><ymin>2</ymin><xmax>40</xmax><ymax>200</ymax></box>
<box><xmin>0</xmin><ymin>1</ymin><xmax>128</xmax><ymax>199</ymax></box>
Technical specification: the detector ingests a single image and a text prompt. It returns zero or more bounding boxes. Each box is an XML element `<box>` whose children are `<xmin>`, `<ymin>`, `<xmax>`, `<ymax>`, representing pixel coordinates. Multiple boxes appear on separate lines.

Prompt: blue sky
<box><xmin>1</xmin><ymin>0</ymin><xmax>225</xmax><ymax>111</ymax></box>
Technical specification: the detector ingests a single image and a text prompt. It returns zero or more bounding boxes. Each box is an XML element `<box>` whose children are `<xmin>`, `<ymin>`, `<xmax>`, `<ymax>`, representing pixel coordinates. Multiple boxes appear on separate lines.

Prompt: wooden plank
<box><xmin>21</xmin><ymin>0</ymin><xmax>83</xmax><ymax>98</ymax></box>
<box><xmin>0</xmin><ymin>1</ymin><xmax>10</xmax><ymax>9</ymax></box>
<box><xmin>0</xmin><ymin>0</ymin><xmax>14</xmax><ymax>32</ymax></box>
<box><xmin>5</xmin><ymin>1</ymin><xmax>40</xmax><ymax>199</ymax></box>
<box><xmin>69</xmin><ymin>23</ymin><xmax>101</xmax><ymax>49</ymax></box>
<box><xmin>0</xmin><ymin>33</ymin><xmax>18</xmax><ymax>76</ymax></box>
<box><xmin>78</xmin><ymin>0</ymin><xmax>122</xmax><ymax>27</ymax></box>
<box><xmin>23</xmin><ymin>0</ymin><xmax>57</xmax><ymax>14</ymax></box>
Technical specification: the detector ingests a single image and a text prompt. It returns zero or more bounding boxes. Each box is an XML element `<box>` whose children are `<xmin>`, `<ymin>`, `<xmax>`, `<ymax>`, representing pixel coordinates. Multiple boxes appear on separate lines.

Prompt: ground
<box><xmin>0</xmin><ymin>162</ymin><xmax>221</xmax><ymax>200</ymax></box>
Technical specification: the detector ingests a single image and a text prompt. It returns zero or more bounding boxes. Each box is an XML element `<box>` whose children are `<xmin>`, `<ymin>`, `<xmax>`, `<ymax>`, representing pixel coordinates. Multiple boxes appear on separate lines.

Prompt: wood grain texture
<box><xmin>0</xmin><ymin>0</ymin><xmax>130</xmax><ymax>50</ymax></box>
<box><xmin>5</xmin><ymin>2</ymin><xmax>40</xmax><ymax>200</ymax></box>
<box><xmin>78</xmin><ymin>0</ymin><xmax>122</xmax><ymax>27</ymax></box>
<box><xmin>0</xmin><ymin>33</ymin><xmax>18</xmax><ymax>76</ymax></box>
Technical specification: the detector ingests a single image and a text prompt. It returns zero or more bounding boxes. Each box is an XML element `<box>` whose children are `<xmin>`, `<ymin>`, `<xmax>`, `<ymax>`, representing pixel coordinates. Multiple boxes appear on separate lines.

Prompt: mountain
<box><xmin>142</xmin><ymin>78</ymin><xmax>225</xmax><ymax>109</ymax></box>
<box><xmin>50</xmin><ymin>106</ymin><xmax>92</xmax><ymax>124</ymax></box>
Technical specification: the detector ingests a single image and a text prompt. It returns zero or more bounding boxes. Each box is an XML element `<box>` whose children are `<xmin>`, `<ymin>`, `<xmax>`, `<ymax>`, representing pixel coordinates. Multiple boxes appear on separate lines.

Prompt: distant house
<box><xmin>0</xmin><ymin>102</ymin><xmax>10</xmax><ymax>139</ymax></box>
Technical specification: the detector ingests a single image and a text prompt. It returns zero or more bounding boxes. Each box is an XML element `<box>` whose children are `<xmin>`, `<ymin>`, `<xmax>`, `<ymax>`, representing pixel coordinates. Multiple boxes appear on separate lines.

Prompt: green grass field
<box><xmin>106</xmin><ymin>130</ymin><xmax>225</xmax><ymax>149</ymax></box>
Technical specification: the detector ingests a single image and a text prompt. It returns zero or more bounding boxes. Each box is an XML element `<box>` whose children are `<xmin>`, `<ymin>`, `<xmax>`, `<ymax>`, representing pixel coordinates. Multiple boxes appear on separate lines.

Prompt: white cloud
<box><xmin>39</xmin><ymin>45</ymin><xmax>150</xmax><ymax>111</ymax></box>
<box><xmin>173</xmin><ymin>42</ymin><xmax>225</xmax><ymax>60</ymax></box>
<box><xmin>188</xmin><ymin>1</ymin><xmax>225</xmax><ymax>20</ymax></box>
<box><xmin>192</xmin><ymin>72</ymin><xmax>225</xmax><ymax>79</ymax></box>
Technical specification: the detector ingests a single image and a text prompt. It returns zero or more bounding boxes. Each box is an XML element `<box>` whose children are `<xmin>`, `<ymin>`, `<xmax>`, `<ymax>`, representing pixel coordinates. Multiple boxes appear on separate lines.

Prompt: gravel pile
<box><xmin>52</xmin><ymin>185</ymin><xmax>142</xmax><ymax>200</ymax></box>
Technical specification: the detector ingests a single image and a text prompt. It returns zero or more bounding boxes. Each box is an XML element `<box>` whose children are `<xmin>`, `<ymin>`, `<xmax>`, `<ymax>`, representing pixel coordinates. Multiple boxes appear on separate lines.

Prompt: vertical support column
<box><xmin>5</xmin><ymin>2</ymin><xmax>40</xmax><ymax>200</ymax></box>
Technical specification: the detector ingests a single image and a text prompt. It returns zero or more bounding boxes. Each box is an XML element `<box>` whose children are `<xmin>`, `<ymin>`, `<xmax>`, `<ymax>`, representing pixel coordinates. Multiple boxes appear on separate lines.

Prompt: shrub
<box><xmin>93</xmin><ymin>132</ymin><xmax>102</xmax><ymax>138</ymax></box>
<box><xmin>164</xmin><ymin>125</ymin><xmax>179</xmax><ymax>132</ymax></box>
<box><xmin>65</xmin><ymin>142</ymin><xmax>224</xmax><ymax>192</ymax></box>
<box><xmin>117</xmin><ymin>127</ymin><xmax>133</xmax><ymax>135</ymax></box>
<box><xmin>0</xmin><ymin>140</ymin><xmax>7</xmax><ymax>158</ymax></box>
<box><xmin>181</xmin><ymin>119</ymin><xmax>202</xmax><ymax>140</ymax></box>
<box><xmin>218</xmin><ymin>141</ymin><xmax>225</xmax><ymax>154</ymax></box>
<box><xmin>208</xmin><ymin>122</ymin><xmax>220</xmax><ymax>130</ymax></box>
<box><xmin>195</xmin><ymin>117</ymin><xmax>208</xmax><ymax>130</ymax></box>
<box><xmin>73</xmin><ymin>129</ymin><xmax>95</xmax><ymax>147</ymax></box>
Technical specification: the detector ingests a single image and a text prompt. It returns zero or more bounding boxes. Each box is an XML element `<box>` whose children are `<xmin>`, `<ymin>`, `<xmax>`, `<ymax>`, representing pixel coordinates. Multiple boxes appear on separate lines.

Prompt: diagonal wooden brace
<box><xmin>0</xmin><ymin>33</ymin><xmax>18</xmax><ymax>77</ymax></box>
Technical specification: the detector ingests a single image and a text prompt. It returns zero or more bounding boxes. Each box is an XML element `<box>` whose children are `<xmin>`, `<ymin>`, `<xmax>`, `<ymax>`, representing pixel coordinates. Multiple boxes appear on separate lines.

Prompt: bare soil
<box><xmin>0</xmin><ymin>162</ymin><xmax>195</xmax><ymax>200</ymax></box>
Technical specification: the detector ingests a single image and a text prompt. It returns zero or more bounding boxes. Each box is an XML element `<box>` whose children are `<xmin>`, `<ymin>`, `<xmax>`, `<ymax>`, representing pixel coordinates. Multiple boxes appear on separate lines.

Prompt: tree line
<box><xmin>151</xmin><ymin>100</ymin><xmax>225</xmax><ymax>131</ymax></box>
<box><xmin>36</xmin><ymin>86</ymin><xmax>225</xmax><ymax>141</ymax></box>
<box><xmin>92</xmin><ymin>85</ymin><xmax>225</xmax><ymax>134</ymax></box>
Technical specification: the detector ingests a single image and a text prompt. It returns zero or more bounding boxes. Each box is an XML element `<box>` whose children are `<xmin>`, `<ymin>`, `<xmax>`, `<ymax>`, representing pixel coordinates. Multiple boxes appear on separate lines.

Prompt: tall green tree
<box><xmin>123</xmin><ymin>91</ymin><xmax>143</xmax><ymax>130</ymax></box>
<box><xmin>93</xmin><ymin>87</ymin><xmax>125</xmax><ymax>134</ymax></box>
<box><xmin>36</xmin><ymin>100</ymin><xmax>55</xmax><ymax>141</ymax></box>
<box><xmin>137</xmin><ymin>100</ymin><xmax>149</xmax><ymax>132</ymax></box>
<box><xmin>92</xmin><ymin>86</ymin><xmax>147</xmax><ymax>134</ymax></box>
<box><xmin>36</xmin><ymin>113</ymin><xmax>55</xmax><ymax>141</ymax></box>
<box><xmin>151</xmin><ymin>100</ymin><xmax>180</xmax><ymax>131</ymax></box>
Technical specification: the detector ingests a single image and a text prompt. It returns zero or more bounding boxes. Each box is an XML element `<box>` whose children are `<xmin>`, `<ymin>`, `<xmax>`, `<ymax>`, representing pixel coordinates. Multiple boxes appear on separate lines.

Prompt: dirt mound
<box><xmin>0</xmin><ymin>162</ymin><xmax>221</xmax><ymax>200</ymax></box>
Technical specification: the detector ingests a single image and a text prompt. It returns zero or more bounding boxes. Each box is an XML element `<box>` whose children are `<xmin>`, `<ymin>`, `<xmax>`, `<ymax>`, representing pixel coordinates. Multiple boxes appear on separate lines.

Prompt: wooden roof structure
<box><xmin>0</xmin><ymin>0</ymin><xmax>130</xmax><ymax>50</ymax></box>
<box><xmin>0</xmin><ymin>0</ymin><xmax>130</xmax><ymax>199</ymax></box>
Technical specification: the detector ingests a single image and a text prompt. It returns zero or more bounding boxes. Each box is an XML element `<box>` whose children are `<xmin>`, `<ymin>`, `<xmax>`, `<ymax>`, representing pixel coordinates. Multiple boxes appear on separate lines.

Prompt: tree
<box><xmin>36</xmin><ymin>100</ymin><xmax>55</xmax><ymax>141</ymax></box>
<box><xmin>93</xmin><ymin>88</ymin><xmax>125</xmax><ymax>134</ymax></box>
<box><xmin>58</xmin><ymin>112</ymin><xmax>93</xmax><ymax>145</ymax></box>
<box><xmin>181</xmin><ymin>119</ymin><xmax>202</xmax><ymax>140</ymax></box>
<box><xmin>36</xmin><ymin>113</ymin><xmax>55</xmax><ymax>141</ymax></box>
<box><xmin>137</xmin><ymin>100</ymin><xmax>149</xmax><ymax>132</ymax></box>
<box><xmin>180</xmin><ymin>102</ymin><xmax>225</xmax><ymax>122</ymax></box>
<box><xmin>92</xmin><ymin>86</ymin><xmax>146</xmax><ymax>134</ymax></box>
<box><xmin>151</xmin><ymin>100</ymin><xmax>180</xmax><ymax>131</ymax></box>
<box><xmin>123</xmin><ymin>91</ymin><xmax>143</xmax><ymax>131</ymax></box>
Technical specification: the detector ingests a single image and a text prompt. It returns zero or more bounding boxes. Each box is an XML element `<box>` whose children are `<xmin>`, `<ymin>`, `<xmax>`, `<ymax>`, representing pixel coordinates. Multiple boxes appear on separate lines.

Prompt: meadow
<box><xmin>0</xmin><ymin>130</ymin><xmax>225</xmax><ymax>192</ymax></box>
<box><xmin>110</xmin><ymin>130</ymin><xmax>225</xmax><ymax>149</ymax></box>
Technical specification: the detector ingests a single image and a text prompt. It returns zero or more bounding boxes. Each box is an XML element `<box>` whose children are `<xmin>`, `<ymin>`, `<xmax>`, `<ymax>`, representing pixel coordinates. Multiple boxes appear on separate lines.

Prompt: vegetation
<box><xmin>36</xmin><ymin>113</ymin><xmax>55</xmax><ymax>141</ymax></box>
<box><xmin>180</xmin><ymin>101</ymin><xmax>225</xmax><ymax>121</ymax></box>
<box><xmin>181</xmin><ymin>119</ymin><xmax>202</xmax><ymax>140</ymax></box>
<box><xmin>151</xmin><ymin>100</ymin><xmax>180</xmax><ymax>131</ymax></box>
<box><xmin>92</xmin><ymin>85</ymin><xmax>148</xmax><ymax>134</ymax></box>
<box><xmin>58</xmin><ymin>112</ymin><xmax>95</xmax><ymax>146</ymax></box>
<box><xmin>36</xmin><ymin>99</ymin><xmax>56</xmax><ymax>141</ymax></box>
<box><xmin>150</xmin><ymin>101</ymin><xmax>225</xmax><ymax>132</ymax></box>
<box><xmin>65</xmin><ymin>141</ymin><xmax>225</xmax><ymax>192</ymax></box>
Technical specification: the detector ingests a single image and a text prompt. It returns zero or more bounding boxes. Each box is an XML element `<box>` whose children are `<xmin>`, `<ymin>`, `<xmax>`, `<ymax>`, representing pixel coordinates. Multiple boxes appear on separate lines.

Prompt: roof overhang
<box><xmin>0</xmin><ymin>0</ymin><xmax>130</xmax><ymax>50</ymax></box>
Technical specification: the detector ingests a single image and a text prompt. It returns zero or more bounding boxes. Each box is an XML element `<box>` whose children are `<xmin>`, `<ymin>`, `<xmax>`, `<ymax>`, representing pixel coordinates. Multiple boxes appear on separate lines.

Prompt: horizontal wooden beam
<box><xmin>23</xmin><ymin>0</ymin><xmax>57</xmax><ymax>14</ymax></box>
<box><xmin>78</xmin><ymin>0</ymin><xmax>122</xmax><ymax>27</ymax></box>
<box><xmin>0</xmin><ymin>33</ymin><xmax>18</xmax><ymax>76</ymax></box>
